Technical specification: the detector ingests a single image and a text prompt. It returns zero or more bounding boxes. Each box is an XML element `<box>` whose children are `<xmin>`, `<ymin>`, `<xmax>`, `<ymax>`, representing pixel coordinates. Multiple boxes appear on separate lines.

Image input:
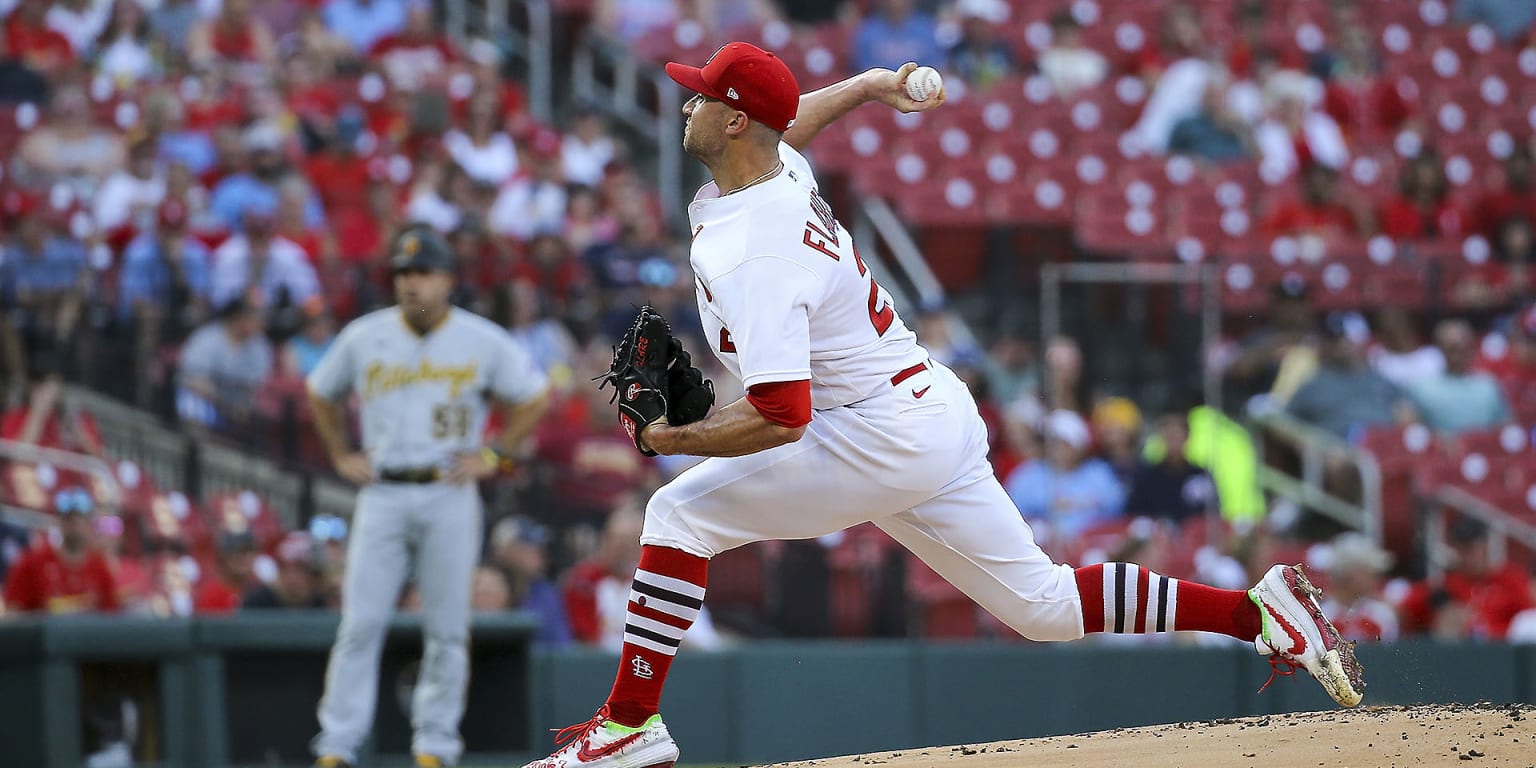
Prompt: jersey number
<box><xmin>432</xmin><ymin>404</ymin><xmax>470</xmax><ymax>439</ymax></box>
<box><xmin>803</xmin><ymin>222</ymin><xmax>893</xmax><ymax>336</ymax></box>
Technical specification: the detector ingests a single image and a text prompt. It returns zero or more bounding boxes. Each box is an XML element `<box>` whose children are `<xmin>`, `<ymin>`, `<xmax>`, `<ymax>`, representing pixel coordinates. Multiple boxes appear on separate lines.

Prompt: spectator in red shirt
<box><xmin>512</xmin><ymin>234</ymin><xmax>589</xmax><ymax>314</ymax></box>
<box><xmin>1377</xmin><ymin>149</ymin><xmax>1468</xmax><ymax>241</ymax></box>
<box><xmin>1479</xmin><ymin>147</ymin><xmax>1536</xmax><ymax>239</ymax></box>
<box><xmin>2</xmin><ymin>487</ymin><xmax>118</xmax><ymax>614</ymax></box>
<box><xmin>563</xmin><ymin>502</ymin><xmax>644</xmax><ymax>644</ymax></box>
<box><xmin>368</xmin><ymin>0</ymin><xmax>458</xmax><ymax>93</ymax></box>
<box><xmin>331</xmin><ymin>169</ymin><xmax>395</xmax><ymax>267</ymax></box>
<box><xmin>4</xmin><ymin>0</ymin><xmax>76</xmax><ymax>75</ymax></box>
<box><xmin>535</xmin><ymin>386</ymin><xmax>655</xmax><ymax>526</ymax></box>
<box><xmin>1317</xmin><ymin>25</ymin><xmax>1412</xmax><ymax>139</ymax></box>
<box><xmin>1478</xmin><ymin>305</ymin><xmax>1536</xmax><ymax>411</ymax></box>
<box><xmin>1400</xmin><ymin>518</ymin><xmax>1534</xmax><ymax>640</ymax></box>
<box><xmin>193</xmin><ymin>531</ymin><xmax>260</xmax><ymax>614</ymax></box>
<box><xmin>186</xmin><ymin>0</ymin><xmax>275</xmax><ymax>71</ymax></box>
<box><xmin>305</xmin><ymin>108</ymin><xmax>375</xmax><ymax>217</ymax></box>
<box><xmin>0</xmin><ymin>351</ymin><xmax>106</xmax><ymax>457</ymax></box>
<box><xmin>457</xmin><ymin>37</ymin><xmax>528</xmax><ymax>132</ymax></box>
<box><xmin>1261</xmin><ymin>162</ymin><xmax>1371</xmax><ymax>239</ymax></box>
<box><xmin>95</xmin><ymin>512</ymin><xmax>152</xmax><ymax>613</ymax></box>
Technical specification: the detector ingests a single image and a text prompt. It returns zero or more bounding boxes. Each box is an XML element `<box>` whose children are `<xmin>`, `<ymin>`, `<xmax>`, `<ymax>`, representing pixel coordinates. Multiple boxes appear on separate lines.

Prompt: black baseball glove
<box><xmin>598</xmin><ymin>306</ymin><xmax>713</xmax><ymax>455</ymax></box>
<box><xmin>665</xmin><ymin>335</ymin><xmax>714</xmax><ymax>426</ymax></box>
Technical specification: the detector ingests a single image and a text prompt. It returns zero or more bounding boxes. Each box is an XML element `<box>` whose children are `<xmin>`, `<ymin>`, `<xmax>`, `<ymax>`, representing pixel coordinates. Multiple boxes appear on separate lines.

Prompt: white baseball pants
<box><xmin>641</xmin><ymin>361</ymin><xmax>1085</xmax><ymax>641</ymax></box>
<box><xmin>313</xmin><ymin>482</ymin><xmax>482</xmax><ymax>764</ymax></box>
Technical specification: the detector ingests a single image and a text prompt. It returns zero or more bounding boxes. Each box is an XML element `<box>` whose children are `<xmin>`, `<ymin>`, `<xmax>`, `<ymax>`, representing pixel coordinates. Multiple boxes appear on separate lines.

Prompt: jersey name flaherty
<box><xmin>686</xmin><ymin>142</ymin><xmax>928</xmax><ymax>410</ymax></box>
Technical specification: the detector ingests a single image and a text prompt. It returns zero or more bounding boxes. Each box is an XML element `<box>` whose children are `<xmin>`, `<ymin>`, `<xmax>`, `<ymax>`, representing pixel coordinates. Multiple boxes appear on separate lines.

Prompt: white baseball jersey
<box><xmin>687</xmin><ymin>142</ymin><xmax>928</xmax><ymax>409</ymax></box>
<box><xmin>307</xmin><ymin>307</ymin><xmax>547</xmax><ymax>469</ymax></box>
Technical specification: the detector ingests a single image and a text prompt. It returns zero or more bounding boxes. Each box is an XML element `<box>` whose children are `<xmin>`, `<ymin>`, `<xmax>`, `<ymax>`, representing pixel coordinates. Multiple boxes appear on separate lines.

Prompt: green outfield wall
<box><xmin>1</xmin><ymin>614</ymin><xmax>1532</xmax><ymax>767</ymax></box>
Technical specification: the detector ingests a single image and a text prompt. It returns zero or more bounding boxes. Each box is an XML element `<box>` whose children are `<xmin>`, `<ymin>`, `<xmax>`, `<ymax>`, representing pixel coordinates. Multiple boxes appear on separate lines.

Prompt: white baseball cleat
<box><xmin>1248</xmin><ymin>564</ymin><xmax>1366</xmax><ymax>707</ymax></box>
<box><xmin>522</xmin><ymin>705</ymin><xmax>679</xmax><ymax>768</ymax></box>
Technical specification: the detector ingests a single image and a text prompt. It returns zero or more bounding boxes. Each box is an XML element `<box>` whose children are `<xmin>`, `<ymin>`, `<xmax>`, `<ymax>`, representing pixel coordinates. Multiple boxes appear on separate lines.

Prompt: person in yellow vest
<box><xmin>1142</xmin><ymin>400</ymin><xmax>1265</xmax><ymax>524</ymax></box>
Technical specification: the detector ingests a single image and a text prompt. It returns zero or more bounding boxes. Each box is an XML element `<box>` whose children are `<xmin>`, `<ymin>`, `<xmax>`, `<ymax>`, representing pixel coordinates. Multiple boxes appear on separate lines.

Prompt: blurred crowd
<box><xmin>1</xmin><ymin>0</ymin><xmax>1535</xmax><ymax>649</ymax></box>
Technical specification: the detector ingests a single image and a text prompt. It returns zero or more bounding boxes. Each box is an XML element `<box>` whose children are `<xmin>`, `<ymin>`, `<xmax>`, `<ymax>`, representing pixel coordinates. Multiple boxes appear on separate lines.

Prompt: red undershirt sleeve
<box><xmin>746</xmin><ymin>380</ymin><xmax>812</xmax><ymax>429</ymax></box>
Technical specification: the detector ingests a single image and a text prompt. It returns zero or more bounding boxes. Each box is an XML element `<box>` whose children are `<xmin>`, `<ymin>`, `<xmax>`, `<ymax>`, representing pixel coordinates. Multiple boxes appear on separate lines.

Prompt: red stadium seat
<box><xmin>1073</xmin><ymin>191</ymin><xmax>1167</xmax><ymax>257</ymax></box>
<box><xmin>1453</xmin><ymin>425</ymin><xmax>1531</xmax><ymax>460</ymax></box>
<box><xmin>704</xmin><ymin>542</ymin><xmax>769</xmax><ymax>630</ymax></box>
<box><xmin>905</xmin><ymin>553</ymin><xmax>979</xmax><ymax>639</ymax></box>
<box><xmin>204</xmin><ymin>490</ymin><xmax>286</xmax><ymax>553</ymax></box>
<box><xmin>987</xmin><ymin>167</ymin><xmax>1075</xmax><ymax>227</ymax></box>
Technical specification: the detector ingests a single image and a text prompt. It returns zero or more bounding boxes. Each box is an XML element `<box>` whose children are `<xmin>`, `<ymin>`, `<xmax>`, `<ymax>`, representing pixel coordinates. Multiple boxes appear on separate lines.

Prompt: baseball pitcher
<box><xmin>524</xmin><ymin>45</ymin><xmax>1366</xmax><ymax>768</ymax></box>
<box><xmin>307</xmin><ymin>226</ymin><xmax>550</xmax><ymax>768</ymax></box>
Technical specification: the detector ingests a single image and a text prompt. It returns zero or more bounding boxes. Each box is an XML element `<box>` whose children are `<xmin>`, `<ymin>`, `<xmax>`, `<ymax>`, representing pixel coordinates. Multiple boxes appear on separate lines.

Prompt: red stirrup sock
<box><xmin>1075</xmin><ymin>563</ymin><xmax>1261</xmax><ymax>640</ymax></box>
<box><xmin>603</xmin><ymin>545</ymin><xmax>710</xmax><ymax>727</ymax></box>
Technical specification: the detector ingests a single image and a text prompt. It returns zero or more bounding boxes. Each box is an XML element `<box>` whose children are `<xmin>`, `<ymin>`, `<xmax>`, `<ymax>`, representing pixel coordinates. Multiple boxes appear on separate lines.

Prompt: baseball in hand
<box><xmin>905</xmin><ymin>66</ymin><xmax>943</xmax><ymax>102</ymax></box>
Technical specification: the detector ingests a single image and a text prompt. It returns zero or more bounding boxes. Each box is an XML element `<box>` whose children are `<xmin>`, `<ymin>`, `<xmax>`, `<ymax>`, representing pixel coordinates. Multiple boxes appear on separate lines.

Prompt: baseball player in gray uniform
<box><xmin>306</xmin><ymin>226</ymin><xmax>551</xmax><ymax>768</ymax></box>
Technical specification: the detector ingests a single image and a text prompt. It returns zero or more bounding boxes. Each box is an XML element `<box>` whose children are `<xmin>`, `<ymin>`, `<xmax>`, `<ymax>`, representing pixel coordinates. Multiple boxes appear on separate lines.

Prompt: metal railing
<box><xmin>1424</xmin><ymin>486</ymin><xmax>1536</xmax><ymax>579</ymax></box>
<box><xmin>444</xmin><ymin>0</ymin><xmax>555</xmax><ymax>121</ymax></box>
<box><xmin>0</xmin><ymin>438</ymin><xmax>123</xmax><ymax>512</ymax></box>
<box><xmin>1040</xmin><ymin>262</ymin><xmax>1223</xmax><ymax>409</ymax></box>
<box><xmin>68</xmin><ymin>387</ymin><xmax>357</xmax><ymax>528</ymax></box>
<box><xmin>854</xmin><ymin>198</ymin><xmax>981</xmax><ymax>351</ymax></box>
<box><xmin>1249</xmin><ymin>411</ymin><xmax>1381</xmax><ymax>544</ymax></box>
<box><xmin>571</xmin><ymin>34</ymin><xmax>690</xmax><ymax>216</ymax></box>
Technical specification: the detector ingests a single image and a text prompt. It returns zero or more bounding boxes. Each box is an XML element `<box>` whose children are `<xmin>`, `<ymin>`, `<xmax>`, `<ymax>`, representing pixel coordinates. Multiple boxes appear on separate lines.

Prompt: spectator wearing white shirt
<box><xmin>93</xmin><ymin>139</ymin><xmax>165</xmax><ymax>233</ymax></box>
<box><xmin>561</xmin><ymin>106</ymin><xmax>617</xmax><ymax>188</ymax></box>
<box><xmin>1126</xmin><ymin>57</ymin><xmax>1211</xmax><ymax>155</ymax></box>
<box><xmin>1368</xmin><ymin>307</ymin><xmax>1444</xmax><ymax>389</ymax></box>
<box><xmin>1037</xmin><ymin>11</ymin><xmax>1106</xmax><ymax>100</ymax></box>
<box><xmin>489</xmin><ymin>129</ymin><xmax>567</xmax><ymax>242</ymax></box>
<box><xmin>209</xmin><ymin>203</ymin><xmax>320</xmax><ymax>313</ymax></box>
<box><xmin>47</xmin><ymin>0</ymin><xmax>112</xmax><ymax>56</ymax></box>
<box><xmin>94</xmin><ymin>0</ymin><xmax>159</xmax><ymax>85</ymax></box>
<box><xmin>404</xmin><ymin>156</ymin><xmax>463</xmax><ymax>234</ymax></box>
<box><xmin>1254</xmin><ymin>69</ymin><xmax>1349</xmax><ymax>180</ymax></box>
<box><xmin>443</xmin><ymin>93</ymin><xmax>518</xmax><ymax>186</ymax></box>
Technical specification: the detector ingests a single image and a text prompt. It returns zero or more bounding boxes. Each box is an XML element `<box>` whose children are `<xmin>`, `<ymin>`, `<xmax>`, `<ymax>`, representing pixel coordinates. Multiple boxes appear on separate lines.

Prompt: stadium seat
<box><xmin>1073</xmin><ymin>191</ymin><xmax>1167</xmax><ymax>257</ymax></box>
<box><xmin>905</xmin><ymin>553</ymin><xmax>979</xmax><ymax>639</ymax></box>
<box><xmin>987</xmin><ymin>168</ymin><xmax>1075</xmax><ymax>227</ymax></box>
<box><xmin>204</xmin><ymin>490</ymin><xmax>286</xmax><ymax>553</ymax></box>
<box><xmin>704</xmin><ymin>542</ymin><xmax>770</xmax><ymax>632</ymax></box>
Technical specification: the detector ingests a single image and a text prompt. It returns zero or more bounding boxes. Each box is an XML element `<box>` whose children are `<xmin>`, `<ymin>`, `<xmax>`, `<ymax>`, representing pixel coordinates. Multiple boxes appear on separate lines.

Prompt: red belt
<box><xmin>890</xmin><ymin>360</ymin><xmax>930</xmax><ymax>387</ymax></box>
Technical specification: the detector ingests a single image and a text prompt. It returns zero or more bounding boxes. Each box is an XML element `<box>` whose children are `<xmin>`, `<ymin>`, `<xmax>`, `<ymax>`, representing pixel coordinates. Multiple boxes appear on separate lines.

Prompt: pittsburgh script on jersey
<box><xmin>363</xmin><ymin>360</ymin><xmax>479</xmax><ymax>399</ymax></box>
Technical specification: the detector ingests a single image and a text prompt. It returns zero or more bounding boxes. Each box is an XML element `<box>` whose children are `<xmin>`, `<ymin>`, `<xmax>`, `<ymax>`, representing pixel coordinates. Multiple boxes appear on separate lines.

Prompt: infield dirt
<box><xmin>760</xmin><ymin>704</ymin><xmax>1536</xmax><ymax>768</ymax></box>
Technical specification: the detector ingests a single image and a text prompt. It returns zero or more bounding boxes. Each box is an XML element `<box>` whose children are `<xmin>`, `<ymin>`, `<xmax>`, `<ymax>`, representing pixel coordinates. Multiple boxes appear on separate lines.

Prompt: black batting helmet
<box><xmin>388</xmin><ymin>225</ymin><xmax>455</xmax><ymax>274</ymax></box>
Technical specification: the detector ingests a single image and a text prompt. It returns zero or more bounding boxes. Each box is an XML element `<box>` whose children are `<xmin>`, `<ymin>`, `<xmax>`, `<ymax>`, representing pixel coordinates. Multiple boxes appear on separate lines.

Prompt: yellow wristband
<box><xmin>483</xmin><ymin>446</ymin><xmax>514</xmax><ymax>472</ymax></box>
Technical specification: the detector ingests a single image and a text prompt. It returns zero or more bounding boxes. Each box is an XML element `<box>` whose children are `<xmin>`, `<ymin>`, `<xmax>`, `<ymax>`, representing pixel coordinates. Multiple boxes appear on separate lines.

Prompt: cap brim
<box><xmin>665</xmin><ymin>62</ymin><xmax>720</xmax><ymax>100</ymax></box>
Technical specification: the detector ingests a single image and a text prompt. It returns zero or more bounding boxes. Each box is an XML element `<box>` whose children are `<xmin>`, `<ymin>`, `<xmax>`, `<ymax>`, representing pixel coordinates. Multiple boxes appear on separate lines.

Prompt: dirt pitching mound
<box><xmin>762</xmin><ymin>704</ymin><xmax>1536</xmax><ymax>768</ymax></box>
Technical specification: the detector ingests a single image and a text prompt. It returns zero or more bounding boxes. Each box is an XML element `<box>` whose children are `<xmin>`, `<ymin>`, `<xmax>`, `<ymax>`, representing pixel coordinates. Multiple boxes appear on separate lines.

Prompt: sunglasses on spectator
<box><xmin>309</xmin><ymin>514</ymin><xmax>348</xmax><ymax>542</ymax></box>
<box><xmin>54</xmin><ymin>488</ymin><xmax>95</xmax><ymax>516</ymax></box>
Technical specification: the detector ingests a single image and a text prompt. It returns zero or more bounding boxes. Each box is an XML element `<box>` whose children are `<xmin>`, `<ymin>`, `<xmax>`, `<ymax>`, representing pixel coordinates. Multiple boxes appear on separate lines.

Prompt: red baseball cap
<box><xmin>666</xmin><ymin>42</ymin><xmax>799</xmax><ymax>132</ymax></box>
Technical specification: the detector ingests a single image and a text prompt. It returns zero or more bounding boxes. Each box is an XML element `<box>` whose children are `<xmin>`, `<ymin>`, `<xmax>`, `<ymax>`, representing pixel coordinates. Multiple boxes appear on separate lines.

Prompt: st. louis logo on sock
<box><xmin>630</xmin><ymin>655</ymin><xmax>654</xmax><ymax>680</ymax></box>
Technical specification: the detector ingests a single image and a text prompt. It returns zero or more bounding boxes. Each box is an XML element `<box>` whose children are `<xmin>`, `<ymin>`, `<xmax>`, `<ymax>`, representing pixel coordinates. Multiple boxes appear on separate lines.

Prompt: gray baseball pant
<box><xmin>313</xmin><ymin>482</ymin><xmax>482</xmax><ymax>764</ymax></box>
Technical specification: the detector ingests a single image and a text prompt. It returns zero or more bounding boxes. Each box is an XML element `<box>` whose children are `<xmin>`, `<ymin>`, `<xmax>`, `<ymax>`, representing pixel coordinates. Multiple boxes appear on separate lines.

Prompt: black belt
<box><xmin>378</xmin><ymin>467</ymin><xmax>440</xmax><ymax>484</ymax></box>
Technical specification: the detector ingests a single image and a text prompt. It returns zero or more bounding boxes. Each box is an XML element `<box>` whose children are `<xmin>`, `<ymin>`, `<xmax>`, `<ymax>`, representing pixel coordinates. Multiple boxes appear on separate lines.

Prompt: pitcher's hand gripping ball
<box><xmin>905</xmin><ymin>66</ymin><xmax>944</xmax><ymax>102</ymax></box>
